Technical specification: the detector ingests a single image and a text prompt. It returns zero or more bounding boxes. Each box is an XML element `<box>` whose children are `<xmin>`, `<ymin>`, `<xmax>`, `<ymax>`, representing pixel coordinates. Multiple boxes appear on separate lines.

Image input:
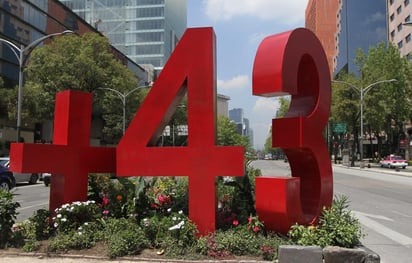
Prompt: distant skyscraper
<box><xmin>229</xmin><ymin>108</ymin><xmax>244</xmax><ymax>124</ymax></box>
<box><xmin>305</xmin><ymin>0</ymin><xmax>387</xmax><ymax>76</ymax></box>
<box><xmin>60</xmin><ymin>0</ymin><xmax>187</xmax><ymax>71</ymax></box>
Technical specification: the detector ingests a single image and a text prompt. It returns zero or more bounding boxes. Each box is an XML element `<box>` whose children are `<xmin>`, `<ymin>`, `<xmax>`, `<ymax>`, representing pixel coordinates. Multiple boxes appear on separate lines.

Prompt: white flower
<box><xmin>56</xmin><ymin>214</ymin><xmax>62</xmax><ymax>218</ymax></box>
<box><xmin>167</xmin><ymin>208</ymin><xmax>172</xmax><ymax>213</ymax></box>
<box><xmin>77</xmin><ymin>232</ymin><xmax>82</xmax><ymax>235</ymax></box>
<box><xmin>84</xmin><ymin>222</ymin><xmax>89</xmax><ymax>226</ymax></box>
<box><xmin>169</xmin><ymin>220</ymin><xmax>185</xmax><ymax>230</ymax></box>
<box><xmin>54</xmin><ymin>223</ymin><xmax>58</xmax><ymax>228</ymax></box>
<box><xmin>172</xmin><ymin>217</ymin><xmax>177</xmax><ymax>221</ymax></box>
<box><xmin>61</xmin><ymin>218</ymin><xmax>67</xmax><ymax>222</ymax></box>
<box><xmin>178</xmin><ymin>210</ymin><xmax>183</xmax><ymax>214</ymax></box>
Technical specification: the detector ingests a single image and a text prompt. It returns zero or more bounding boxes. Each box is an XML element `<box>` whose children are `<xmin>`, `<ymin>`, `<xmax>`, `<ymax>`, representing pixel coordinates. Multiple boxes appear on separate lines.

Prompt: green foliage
<box><xmin>49</xmin><ymin>222</ymin><xmax>102</xmax><ymax>252</ymax></box>
<box><xmin>103</xmin><ymin>218</ymin><xmax>148</xmax><ymax>258</ymax></box>
<box><xmin>196</xmin><ymin>228</ymin><xmax>289</xmax><ymax>260</ymax></box>
<box><xmin>0</xmin><ymin>190</ymin><xmax>20</xmax><ymax>248</ymax></box>
<box><xmin>288</xmin><ymin>195</ymin><xmax>364</xmax><ymax>248</ymax></box>
<box><xmin>264</xmin><ymin>97</ymin><xmax>290</xmax><ymax>155</ymax></box>
<box><xmin>16</xmin><ymin>33</ymin><xmax>139</xmax><ymax>142</ymax></box>
<box><xmin>217</xmin><ymin>116</ymin><xmax>250</xmax><ymax>153</ymax></box>
<box><xmin>52</xmin><ymin>200</ymin><xmax>102</xmax><ymax>234</ymax></box>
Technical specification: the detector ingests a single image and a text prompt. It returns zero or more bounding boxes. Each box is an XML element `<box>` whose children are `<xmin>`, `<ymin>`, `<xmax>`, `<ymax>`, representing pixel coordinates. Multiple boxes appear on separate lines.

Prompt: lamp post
<box><xmin>0</xmin><ymin>30</ymin><xmax>74</xmax><ymax>141</ymax></box>
<box><xmin>332</xmin><ymin>79</ymin><xmax>397</xmax><ymax>168</ymax></box>
<box><xmin>98</xmin><ymin>85</ymin><xmax>149</xmax><ymax>134</ymax></box>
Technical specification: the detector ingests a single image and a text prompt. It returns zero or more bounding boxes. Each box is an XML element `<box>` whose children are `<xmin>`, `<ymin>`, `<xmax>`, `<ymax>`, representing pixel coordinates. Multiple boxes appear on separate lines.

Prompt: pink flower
<box><xmin>248</xmin><ymin>217</ymin><xmax>252</xmax><ymax>223</ymax></box>
<box><xmin>103</xmin><ymin>210</ymin><xmax>109</xmax><ymax>216</ymax></box>
<box><xmin>253</xmin><ymin>226</ymin><xmax>260</xmax><ymax>233</ymax></box>
<box><xmin>232</xmin><ymin>220</ymin><xmax>239</xmax><ymax>226</ymax></box>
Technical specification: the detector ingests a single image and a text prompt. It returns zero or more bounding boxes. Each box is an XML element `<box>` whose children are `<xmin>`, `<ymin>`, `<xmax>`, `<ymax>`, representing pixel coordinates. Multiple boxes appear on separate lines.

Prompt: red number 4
<box><xmin>117</xmin><ymin>27</ymin><xmax>244</xmax><ymax>236</ymax></box>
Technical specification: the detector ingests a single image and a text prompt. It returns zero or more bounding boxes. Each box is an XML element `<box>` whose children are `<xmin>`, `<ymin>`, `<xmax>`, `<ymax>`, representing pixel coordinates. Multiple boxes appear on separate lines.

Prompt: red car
<box><xmin>379</xmin><ymin>155</ymin><xmax>408</xmax><ymax>169</ymax></box>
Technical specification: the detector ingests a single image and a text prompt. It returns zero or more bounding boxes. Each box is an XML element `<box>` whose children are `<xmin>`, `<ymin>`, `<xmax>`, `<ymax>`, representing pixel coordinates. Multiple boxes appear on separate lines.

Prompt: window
<box><xmin>390</xmin><ymin>13</ymin><xmax>395</xmax><ymax>21</ymax></box>
<box><xmin>398</xmin><ymin>23</ymin><xmax>403</xmax><ymax>32</ymax></box>
<box><xmin>406</xmin><ymin>15</ymin><xmax>411</xmax><ymax>23</ymax></box>
<box><xmin>406</xmin><ymin>34</ymin><xmax>411</xmax><ymax>43</ymax></box>
<box><xmin>391</xmin><ymin>30</ymin><xmax>396</xmax><ymax>39</ymax></box>
<box><xmin>397</xmin><ymin>5</ymin><xmax>402</xmax><ymax>14</ymax></box>
<box><xmin>405</xmin><ymin>0</ymin><xmax>410</xmax><ymax>6</ymax></box>
<box><xmin>398</xmin><ymin>40</ymin><xmax>403</xmax><ymax>48</ymax></box>
<box><xmin>390</xmin><ymin>0</ymin><xmax>395</xmax><ymax>4</ymax></box>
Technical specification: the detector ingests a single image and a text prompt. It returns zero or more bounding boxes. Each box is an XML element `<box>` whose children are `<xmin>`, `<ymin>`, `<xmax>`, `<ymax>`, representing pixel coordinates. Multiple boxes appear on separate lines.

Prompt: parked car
<box><xmin>379</xmin><ymin>154</ymin><xmax>408</xmax><ymax>169</ymax></box>
<box><xmin>0</xmin><ymin>162</ymin><xmax>16</xmax><ymax>191</ymax></box>
<box><xmin>0</xmin><ymin>157</ymin><xmax>39</xmax><ymax>184</ymax></box>
<box><xmin>43</xmin><ymin>173</ymin><xmax>51</xmax><ymax>186</ymax></box>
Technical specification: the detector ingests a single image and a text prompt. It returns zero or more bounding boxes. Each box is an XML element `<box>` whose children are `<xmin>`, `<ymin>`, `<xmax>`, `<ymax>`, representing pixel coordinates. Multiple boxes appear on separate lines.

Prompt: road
<box><xmin>12</xmin><ymin>160</ymin><xmax>412</xmax><ymax>262</ymax></box>
<box><xmin>251</xmin><ymin>160</ymin><xmax>412</xmax><ymax>263</ymax></box>
<box><xmin>12</xmin><ymin>182</ymin><xmax>50</xmax><ymax>222</ymax></box>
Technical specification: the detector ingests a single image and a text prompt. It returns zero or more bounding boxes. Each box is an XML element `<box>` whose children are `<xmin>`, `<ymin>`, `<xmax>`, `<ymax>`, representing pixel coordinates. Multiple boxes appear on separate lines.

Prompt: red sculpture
<box><xmin>9</xmin><ymin>27</ymin><xmax>332</xmax><ymax>236</ymax></box>
<box><xmin>116</xmin><ymin>27</ymin><xmax>245</xmax><ymax>235</ymax></box>
<box><xmin>10</xmin><ymin>91</ymin><xmax>116</xmax><ymax>212</ymax></box>
<box><xmin>253</xmin><ymin>28</ymin><xmax>333</xmax><ymax>233</ymax></box>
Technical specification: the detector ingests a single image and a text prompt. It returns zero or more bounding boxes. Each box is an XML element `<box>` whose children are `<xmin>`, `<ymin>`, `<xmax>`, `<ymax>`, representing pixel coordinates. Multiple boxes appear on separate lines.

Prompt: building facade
<box><xmin>305</xmin><ymin>0</ymin><xmax>339</xmax><ymax>77</ymax></box>
<box><xmin>0</xmin><ymin>0</ymin><xmax>148</xmax><ymax>146</ymax></box>
<box><xmin>305</xmin><ymin>0</ymin><xmax>388</xmax><ymax>77</ymax></box>
<box><xmin>59</xmin><ymin>0</ymin><xmax>187</xmax><ymax>72</ymax></box>
<box><xmin>388</xmin><ymin>0</ymin><xmax>412</xmax><ymax>58</ymax></box>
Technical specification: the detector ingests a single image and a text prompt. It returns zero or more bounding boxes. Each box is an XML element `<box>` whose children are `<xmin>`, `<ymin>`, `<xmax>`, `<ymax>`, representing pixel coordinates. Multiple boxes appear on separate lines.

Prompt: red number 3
<box><xmin>253</xmin><ymin>28</ymin><xmax>333</xmax><ymax>233</ymax></box>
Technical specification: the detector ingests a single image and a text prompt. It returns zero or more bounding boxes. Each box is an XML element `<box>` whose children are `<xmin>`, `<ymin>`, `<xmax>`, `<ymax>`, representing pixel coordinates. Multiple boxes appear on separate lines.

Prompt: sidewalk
<box><xmin>334</xmin><ymin>160</ymin><xmax>412</xmax><ymax>177</ymax></box>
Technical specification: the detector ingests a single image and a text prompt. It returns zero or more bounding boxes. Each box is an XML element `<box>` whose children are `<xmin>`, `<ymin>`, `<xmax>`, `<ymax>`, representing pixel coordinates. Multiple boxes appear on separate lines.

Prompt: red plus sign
<box><xmin>10</xmin><ymin>90</ymin><xmax>115</xmax><ymax>212</ymax></box>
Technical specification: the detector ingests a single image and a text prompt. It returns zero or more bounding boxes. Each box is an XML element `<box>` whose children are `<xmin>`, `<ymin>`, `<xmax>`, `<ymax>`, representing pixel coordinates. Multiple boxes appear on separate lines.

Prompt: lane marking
<box><xmin>353</xmin><ymin>211</ymin><xmax>412</xmax><ymax>247</ymax></box>
<box><xmin>17</xmin><ymin>202</ymin><xmax>49</xmax><ymax>211</ymax></box>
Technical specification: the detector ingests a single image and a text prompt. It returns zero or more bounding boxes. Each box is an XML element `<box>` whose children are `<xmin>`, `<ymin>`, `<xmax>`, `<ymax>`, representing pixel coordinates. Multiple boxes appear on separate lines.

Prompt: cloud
<box><xmin>252</xmin><ymin>97</ymin><xmax>280</xmax><ymax>116</ymax></box>
<box><xmin>217</xmin><ymin>75</ymin><xmax>249</xmax><ymax>90</ymax></box>
<box><xmin>203</xmin><ymin>0</ymin><xmax>306</xmax><ymax>25</ymax></box>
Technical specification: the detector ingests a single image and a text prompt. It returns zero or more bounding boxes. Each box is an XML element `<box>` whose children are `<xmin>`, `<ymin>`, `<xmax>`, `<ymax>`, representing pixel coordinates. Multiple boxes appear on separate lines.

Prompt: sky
<box><xmin>187</xmin><ymin>0</ymin><xmax>309</xmax><ymax>150</ymax></box>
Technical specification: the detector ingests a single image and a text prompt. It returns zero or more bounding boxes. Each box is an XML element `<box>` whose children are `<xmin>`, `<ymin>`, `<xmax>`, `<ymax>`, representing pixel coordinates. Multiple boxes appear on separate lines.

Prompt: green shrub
<box><xmin>53</xmin><ymin>200</ymin><xmax>102</xmax><ymax>234</ymax></box>
<box><xmin>49</xmin><ymin>221</ymin><xmax>103</xmax><ymax>252</ymax></box>
<box><xmin>0</xmin><ymin>190</ymin><xmax>20</xmax><ymax>248</ymax></box>
<box><xmin>103</xmin><ymin>218</ymin><xmax>148</xmax><ymax>258</ymax></box>
<box><xmin>288</xmin><ymin>195</ymin><xmax>364</xmax><ymax>248</ymax></box>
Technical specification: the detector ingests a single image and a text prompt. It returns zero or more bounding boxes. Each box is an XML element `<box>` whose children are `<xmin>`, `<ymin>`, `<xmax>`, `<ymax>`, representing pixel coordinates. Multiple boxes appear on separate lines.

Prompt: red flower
<box><xmin>253</xmin><ymin>226</ymin><xmax>260</xmax><ymax>233</ymax></box>
<box><xmin>232</xmin><ymin>220</ymin><xmax>239</xmax><ymax>226</ymax></box>
<box><xmin>102</xmin><ymin>195</ymin><xmax>109</xmax><ymax>206</ymax></box>
<box><xmin>248</xmin><ymin>217</ymin><xmax>252</xmax><ymax>223</ymax></box>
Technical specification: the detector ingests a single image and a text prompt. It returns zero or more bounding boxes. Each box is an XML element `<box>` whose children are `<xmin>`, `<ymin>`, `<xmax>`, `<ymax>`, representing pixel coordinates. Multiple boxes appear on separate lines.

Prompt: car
<box><xmin>43</xmin><ymin>173</ymin><xmax>51</xmax><ymax>186</ymax></box>
<box><xmin>0</xmin><ymin>162</ymin><xmax>16</xmax><ymax>191</ymax></box>
<box><xmin>0</xmin><ymin>157</ymin><xmax>39</xmax><ymax>184</ymax></box>
<box><xmin>379</xmin><ymin>154</ymin><xmax>408</xmax><ymax>169</ymax></box>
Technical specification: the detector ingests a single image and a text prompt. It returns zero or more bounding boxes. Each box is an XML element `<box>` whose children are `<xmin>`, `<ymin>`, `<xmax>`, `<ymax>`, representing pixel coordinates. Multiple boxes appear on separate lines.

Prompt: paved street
<box><xmin>251</xmin><ymin>160</ymin><xmax>412</xmax><ymax>263</ymax></box>
<box><xmin>8</xmin><ymin>160</ymin><xmax>412</xmax><ymax>262</ymax></box>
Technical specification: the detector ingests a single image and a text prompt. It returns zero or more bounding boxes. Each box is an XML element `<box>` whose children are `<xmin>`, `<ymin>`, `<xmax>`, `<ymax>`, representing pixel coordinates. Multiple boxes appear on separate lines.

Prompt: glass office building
<box><xmin>334</xmin><ymin>0</ymin><xmax>387</xmax><ymax>76</ymax></box>
<box><xmin>59</xmin><ymin>0</ymin><xmax>187</xmax><ymax>70</ymax></box>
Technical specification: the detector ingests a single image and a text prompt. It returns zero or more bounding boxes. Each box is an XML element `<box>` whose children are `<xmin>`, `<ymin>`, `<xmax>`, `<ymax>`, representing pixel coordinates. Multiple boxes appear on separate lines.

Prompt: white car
<box><xmin>0</xmin><ymin>157</ymin><xmax>39</xmax><ymax>184</ymax></box>
<box><xmin>379</xmin><ymin>155</ymin><xmax>408</xmax><ymax>169</ymax></box>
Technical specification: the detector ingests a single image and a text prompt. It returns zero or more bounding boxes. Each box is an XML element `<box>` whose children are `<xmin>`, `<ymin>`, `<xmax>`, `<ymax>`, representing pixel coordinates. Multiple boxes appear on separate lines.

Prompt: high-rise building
<box><xmin>388</xmin><ymin>0</ymin><xmax>412</xmax><ymax>58</ymax></box>
<box><xmin>305</xmin><ymin>0</ymin><xmax>339</xmax><ymax>77</ymax></box>
<box><xmin>60</xmin><ymin>0</ymin><xmax>187</xmax><ymax>72</ymax></box>
<box><xmin>305</xmin><ymin>0</ymin><xmax>387</xmax><ymax>77</ymax></box>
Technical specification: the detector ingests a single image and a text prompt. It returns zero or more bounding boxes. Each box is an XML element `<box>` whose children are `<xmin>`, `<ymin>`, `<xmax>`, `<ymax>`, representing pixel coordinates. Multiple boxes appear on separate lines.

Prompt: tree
<box><xmin>331</xmin><ymin>42</ymin><xmax>412</xmax><ymax>159</ymax></box>
<box><xmin>6</xmin><ymin>33</ymin><xmax>139</xmax><ymax>142</ymax></box>
<box><xmin>355</xmin><ymin>42</ymin><xmax>412</xmax><ymax>156</ymax></box>
<box><xmin>217</xmin><ymin>116</ymin><xmax>251</xmax><ymax>154</ymax></box>
<box><xmin>264</xmin><ymin>97</ymin><xmax>290</xmax><ymax>155</ymax></box>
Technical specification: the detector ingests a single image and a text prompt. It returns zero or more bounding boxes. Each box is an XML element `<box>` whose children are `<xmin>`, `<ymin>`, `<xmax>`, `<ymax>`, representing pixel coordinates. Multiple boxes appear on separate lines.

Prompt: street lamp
<box><xmin>332</xmin><ymin>79</ymin><xmax>397</xmax><ymax>168</ymax></box>
<box><xmin>0</xmin><ymin>30</ymin><xmax>74</xmax><ymax>141</ymax></box>
<box><xmin>98</xmin><ymin>85</ymin><xmax>150</xmax><ymax>134</ymax></box>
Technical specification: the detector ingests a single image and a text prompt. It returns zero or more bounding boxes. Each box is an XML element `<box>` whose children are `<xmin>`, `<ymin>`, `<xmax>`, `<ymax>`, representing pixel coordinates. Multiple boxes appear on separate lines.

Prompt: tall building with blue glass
<box><xmin>59</xmin><ymin>0</ymin><xmax>187</xmax><ymax>72</ymax></box>
<box><xmin>334</xmin><ymin>0</ymin><xmax>387</xmax><ymax>76</ymax></box>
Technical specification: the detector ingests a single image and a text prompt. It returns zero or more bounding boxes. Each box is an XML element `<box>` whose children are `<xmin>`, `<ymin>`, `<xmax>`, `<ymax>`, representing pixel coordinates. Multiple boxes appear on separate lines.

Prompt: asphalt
<box><xmin>1</xmin><ymin>161</ymin><xmax>409</xmax><ymax>263</ymax></box>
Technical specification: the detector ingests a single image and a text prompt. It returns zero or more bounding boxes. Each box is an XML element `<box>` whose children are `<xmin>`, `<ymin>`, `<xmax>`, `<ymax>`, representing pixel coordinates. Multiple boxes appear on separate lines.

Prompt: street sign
<box><xmin>333</xmin><ymin>123</ymin><xmax>346</xmax><ymax>133</ymax></box>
